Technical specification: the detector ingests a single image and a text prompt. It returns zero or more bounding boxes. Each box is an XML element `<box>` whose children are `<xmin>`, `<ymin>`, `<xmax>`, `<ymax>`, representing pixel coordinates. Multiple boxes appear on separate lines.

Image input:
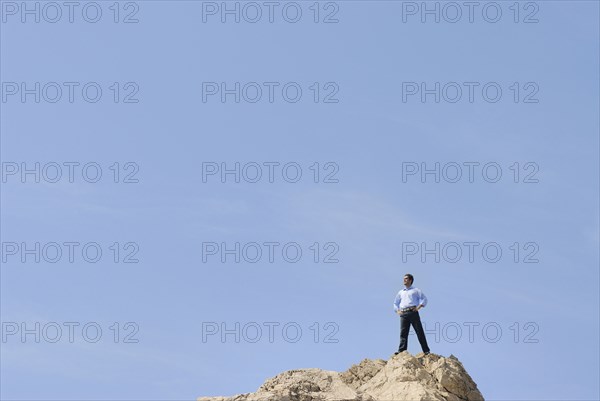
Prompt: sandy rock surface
<box><xmin>198</xmin><ymin>352</ymin><xmax>484</xmax><ymax>401</ymax></box>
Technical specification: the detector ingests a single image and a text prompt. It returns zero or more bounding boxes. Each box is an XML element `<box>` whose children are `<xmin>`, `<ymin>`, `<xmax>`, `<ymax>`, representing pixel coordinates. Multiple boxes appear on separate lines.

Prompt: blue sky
<box><xmin>1</xmin><ymin>1</ymin><xmax>599</xmax><ymax>400</ymax></box>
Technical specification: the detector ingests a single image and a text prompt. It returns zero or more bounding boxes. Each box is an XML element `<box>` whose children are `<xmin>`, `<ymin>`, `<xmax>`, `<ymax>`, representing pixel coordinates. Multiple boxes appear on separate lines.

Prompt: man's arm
<box><xmin>416</xmin><ymin>289</ymin><xmax>428</xmax><ymax>310</ymax></box>
<box><xmin>393</xmin><ymin>292</ymin><xmax>401</xmax><ymax>313</ymax></box>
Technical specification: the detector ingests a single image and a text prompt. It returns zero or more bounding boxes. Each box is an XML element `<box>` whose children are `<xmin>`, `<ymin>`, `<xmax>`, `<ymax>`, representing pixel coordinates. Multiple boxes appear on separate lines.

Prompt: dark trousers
<box><xmin>398</xmin><ymin>311</ymin><xmax>430</xmax><ymax>353</ymax></box>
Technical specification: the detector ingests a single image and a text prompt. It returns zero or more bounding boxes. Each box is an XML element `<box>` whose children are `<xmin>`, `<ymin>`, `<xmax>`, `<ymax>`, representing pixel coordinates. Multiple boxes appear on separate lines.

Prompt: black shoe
<box><xmin>424</xmin><ymin>351</ymin><xmax>430</xmax><ymax>355</ymax></box>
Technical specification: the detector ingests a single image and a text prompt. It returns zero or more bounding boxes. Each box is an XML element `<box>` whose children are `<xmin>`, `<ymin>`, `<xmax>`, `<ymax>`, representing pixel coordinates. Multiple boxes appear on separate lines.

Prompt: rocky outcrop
<box><xmin>197</xmin><ymin>352</ymin><xmax>484</xmax><ymax>401</ymax></box>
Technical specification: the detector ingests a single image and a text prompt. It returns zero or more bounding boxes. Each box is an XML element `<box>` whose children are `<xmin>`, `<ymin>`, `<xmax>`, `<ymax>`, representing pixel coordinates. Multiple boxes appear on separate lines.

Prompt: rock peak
<box><xmin>198</xmin><ymin>352</ymin><xmax>485</xmax><ymax>401</ymax></box>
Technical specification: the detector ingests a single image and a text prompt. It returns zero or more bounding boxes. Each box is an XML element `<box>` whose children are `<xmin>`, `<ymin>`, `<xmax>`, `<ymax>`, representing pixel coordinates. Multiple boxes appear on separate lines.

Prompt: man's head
<box><xmin>403</xmin><ymin>274</ymin><xmax>414</xmax><ymax>287</ymax></box>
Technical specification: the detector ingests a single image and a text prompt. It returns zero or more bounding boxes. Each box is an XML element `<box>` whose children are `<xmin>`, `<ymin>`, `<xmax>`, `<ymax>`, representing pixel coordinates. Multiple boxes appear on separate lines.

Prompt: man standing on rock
<box><xmin>393</xmin><ymin>274</ymin><xmax>431</xmax><ymax>355</ymax></box>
